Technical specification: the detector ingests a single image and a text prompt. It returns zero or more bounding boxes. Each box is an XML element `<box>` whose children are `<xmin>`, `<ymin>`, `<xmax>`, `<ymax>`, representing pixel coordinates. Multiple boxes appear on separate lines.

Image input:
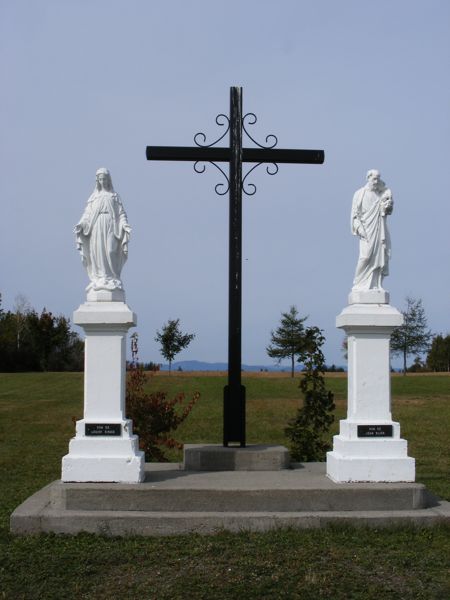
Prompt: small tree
<box><xmin>391</xmin><ymin>297</ymin><xmax>432</xmax><ymax>375</ymax></box>
<box><xmin>285</xmin><ymin>327</ymin><xmax>335</xmax><ymax>461</ymax></box>
<box><xmin>267</xmin><ymin>306</ymin><xmax>308</xmax><ymax>377</ymax></box>
<box><xmin>408</xmin><ymin>356</ymin><xmax>427</xmax><ymax>373</ymax></box>
<box><xmin>155</xmin><ymin>318</ymin><xmax>195</xmax><ymax>374</ymax></box>
<box><xmin>427</xmin><ymin>334</ymin><xmax>450</xmax><ymax>372</ymax></box>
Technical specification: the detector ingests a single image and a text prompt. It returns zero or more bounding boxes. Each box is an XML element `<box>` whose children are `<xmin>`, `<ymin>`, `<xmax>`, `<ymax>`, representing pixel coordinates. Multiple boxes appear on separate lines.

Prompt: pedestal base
<box><xmin>328</xmin><ymin>301</ymin><xmax>415</xmax><ymax>482</ymax></box>
<box><xmin>62</xmin><ymin>419</ymin><xmax>145</xmax><ymax>483</ymax></box>
<box><xmin>62</xmin><ymin>301</ymin><xmax>143</xmax><ymax>483</ymax></box>
<box><xmin>62</xmin><ymin>454</ymin><xmax>145</xmax><ymax>483</ymax></box>
<box><xmin>327</xmin><ymin>419</ymin><xmax>415</xmax><ymax>482</ymax></box>
<box><xmin>86</xmin><ymin>289</ymin><xmax>125</xmax><ymax>302</ymax></box>
<box><xmin>327</xmin><ymin>453</ymin><xmax>415</xmax><ymax>483</ymax></box>
<box><xmin>348</xmin><ymin>288</ymin><xmax>389</xmax><ymax>304</ymax></box>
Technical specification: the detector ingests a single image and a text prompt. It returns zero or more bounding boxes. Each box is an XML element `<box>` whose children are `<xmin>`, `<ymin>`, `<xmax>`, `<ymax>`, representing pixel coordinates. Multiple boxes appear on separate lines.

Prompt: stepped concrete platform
<box><xmin>11</xmin><ymin>463</ymin><xmax>449</xmax><ymax>536</ymax></box>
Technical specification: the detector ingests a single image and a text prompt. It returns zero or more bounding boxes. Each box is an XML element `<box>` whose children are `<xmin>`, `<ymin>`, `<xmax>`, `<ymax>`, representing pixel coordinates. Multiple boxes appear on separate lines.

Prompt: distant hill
<box><xmin>158</xmin><ymin>360</ymin><xmax>346</xmax><ymax>372</ymax></box>
<box><xmin>160</xmin><ymin>360</ymin><xmax>288</xmax><ymax>372</ymax></box>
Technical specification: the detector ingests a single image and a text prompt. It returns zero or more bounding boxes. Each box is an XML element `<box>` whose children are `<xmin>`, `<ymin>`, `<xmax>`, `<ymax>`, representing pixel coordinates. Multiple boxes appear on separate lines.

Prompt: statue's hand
<box><xmin>357</xmin><ymin>225</ymin><xmax>367</xmax><ymax>240</ymax></box>
<box><xmin>75</xmin><ymin>221</ymin><xmax>88</xmax><ymax>235</ymax></box>
<box><xmin>384</xmin><ymin>201</ymin><xmax>393</xmax><ymax>215</ymax></box>
<box><xmin>122</xmin><ymin>226</ymin><xmax>131</xmax><ymax>252</ymax></box>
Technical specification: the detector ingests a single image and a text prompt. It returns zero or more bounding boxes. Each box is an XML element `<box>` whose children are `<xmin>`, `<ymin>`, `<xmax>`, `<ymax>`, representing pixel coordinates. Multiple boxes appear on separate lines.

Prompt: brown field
<box><xmin>149</xmin><ymin>370</ymin><xmax>450</xmax><ymax>378</ymax></box>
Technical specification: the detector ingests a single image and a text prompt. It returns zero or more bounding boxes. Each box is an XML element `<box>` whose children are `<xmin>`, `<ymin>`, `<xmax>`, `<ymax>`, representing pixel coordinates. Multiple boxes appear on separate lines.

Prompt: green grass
<box><xmin>1</xmin><ymin>372</ymin><xmax>449</xmax><ymax>599</ymax></box>
<box><xmin>138</xmin><ymin>372</ymin><xmax>450</xmax><ymax>498</ymax></box>
<box><xmin>1</xmin><ymin>526</ymin><xmax>449</xmax><ymax>599</ymax></box>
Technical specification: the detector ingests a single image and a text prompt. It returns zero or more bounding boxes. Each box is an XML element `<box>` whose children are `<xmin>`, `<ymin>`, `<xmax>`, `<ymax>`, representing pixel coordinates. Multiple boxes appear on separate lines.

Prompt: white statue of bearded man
<box><xmin>75</xmin><ymin>168</ymin><xmax>131</xmax><ymax>296</ymax></box>
<box><xmin>351</xmin><ymin>169</ymin><xmax>393</xmax><ymax>292</ymax></box>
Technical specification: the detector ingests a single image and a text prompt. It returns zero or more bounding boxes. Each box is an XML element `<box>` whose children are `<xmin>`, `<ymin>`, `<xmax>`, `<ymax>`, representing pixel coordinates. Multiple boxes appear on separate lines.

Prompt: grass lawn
<box><xmin>0</xmin><ymin>371</ymin><xmax>449</xmax><ymax>599</ymax></box>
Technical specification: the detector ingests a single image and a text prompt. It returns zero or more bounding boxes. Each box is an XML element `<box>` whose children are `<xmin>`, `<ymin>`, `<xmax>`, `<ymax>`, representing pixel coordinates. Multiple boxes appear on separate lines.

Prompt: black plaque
<box><xmin>357</xmin><ymin>425</ymin><xmax>393</xmax><ymax>438</ymax></box>
<box><xmin>85</xmin><ymin>423</ymin><xmax>121</xmax><ymax>437</ymax></box>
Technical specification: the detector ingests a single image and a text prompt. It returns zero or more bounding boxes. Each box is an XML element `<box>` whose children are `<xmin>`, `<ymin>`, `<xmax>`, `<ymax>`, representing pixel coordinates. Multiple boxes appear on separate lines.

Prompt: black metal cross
<box><xmin>146</xmin><ymin>87</ymin><xmax>324</xmax><ymax>447</ymax></box>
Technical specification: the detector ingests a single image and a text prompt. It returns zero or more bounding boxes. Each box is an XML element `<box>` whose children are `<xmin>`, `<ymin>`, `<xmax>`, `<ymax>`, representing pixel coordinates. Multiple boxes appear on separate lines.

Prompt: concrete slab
<box><xmin>10</xmin><ymin>462</ymin><xmax>450</xmax><ymax>537</ymax></box>
<box><xmin>54</xmin><ymin>463</ymin><xmax>431</xmax><ymax>512</ymax></box>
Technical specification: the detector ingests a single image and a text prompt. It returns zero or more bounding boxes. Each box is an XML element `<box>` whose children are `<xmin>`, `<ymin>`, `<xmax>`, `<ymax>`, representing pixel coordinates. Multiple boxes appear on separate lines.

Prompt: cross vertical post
<box><xmin>146</xmin><ymin>86</ymin><xmax>324</xmax><ymax>449</ymax></box>
<box><xmin>224</xmin><ymin>87</ymin><xmax>245</xmax><ymax>446</ymax></box>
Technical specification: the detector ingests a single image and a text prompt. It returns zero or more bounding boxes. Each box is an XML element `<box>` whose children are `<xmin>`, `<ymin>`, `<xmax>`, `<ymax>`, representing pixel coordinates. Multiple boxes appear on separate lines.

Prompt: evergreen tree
<box><xmin>426</xmin><ymin>334</ymin><xmax>450</xmax><ymax>372</ymax></box>
<box><xmin>155</xmin><ymin>319</ymin><xmax>195</xmax><ymax>374</ymax></box>
<box><xmin>13</xmin><ymin>294</ymin><xmax>32</xmax><ymax>351</ymax></box>
<box><xmin>391</xmin><ymin>297</ymin><xmax>432</xmax><ymax>375</ymax></box>
<box><xmin>267</xmin><ymin>306</ymin><xmax>308</xmax><ymax>377</ymax></box>
<box><xmin>285</xmin><ymin>327</ymin><xmax>335</xmax><ymax>461</ymax></box>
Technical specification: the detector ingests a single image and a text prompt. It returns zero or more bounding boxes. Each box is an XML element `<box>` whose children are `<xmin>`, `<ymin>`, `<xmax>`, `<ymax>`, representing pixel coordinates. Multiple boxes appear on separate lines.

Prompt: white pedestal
<box><xmin>62</xmin><ymin>302</ymin><xmax>144</xmax><ymax>483</ymax></box>
<box><xmin>326</xmin><ymin>302</ymin><xmax>415</xmax><ymax>482</ymax></box>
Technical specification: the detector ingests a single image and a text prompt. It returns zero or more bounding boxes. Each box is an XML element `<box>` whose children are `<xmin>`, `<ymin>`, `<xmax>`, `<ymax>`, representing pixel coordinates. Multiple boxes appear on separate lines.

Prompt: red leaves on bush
<box><xmin>126</xmin><ymin>361</ymin><xmax>199</xmax><ymax>462</ymax></box>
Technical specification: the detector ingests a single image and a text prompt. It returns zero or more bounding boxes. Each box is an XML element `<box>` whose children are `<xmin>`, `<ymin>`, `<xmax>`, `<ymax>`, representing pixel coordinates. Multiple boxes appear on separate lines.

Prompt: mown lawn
<box><xmin>0</xmin><ymin>372</ymin><xmax>449</xmax><ymax>599</ymax></box>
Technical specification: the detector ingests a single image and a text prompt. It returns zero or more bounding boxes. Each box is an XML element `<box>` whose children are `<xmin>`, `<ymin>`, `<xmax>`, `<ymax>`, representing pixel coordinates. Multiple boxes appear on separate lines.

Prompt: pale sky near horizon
<box><xmin>1</xmin><ymin>0</ymin><xmax>449</xmax><ymax>368</ymax></box>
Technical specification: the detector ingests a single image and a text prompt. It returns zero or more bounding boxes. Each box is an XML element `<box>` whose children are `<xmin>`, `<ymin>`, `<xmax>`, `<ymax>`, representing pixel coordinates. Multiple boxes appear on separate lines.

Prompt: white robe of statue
<box><xmin>75</xmin><ymin>168</ymin><xmax>131</xmax><ymax>292</ymax></box>
<box><xmin>351</xmin><ymin>170</ymin><xmax>393</xmax><ymax>291</ymax></box>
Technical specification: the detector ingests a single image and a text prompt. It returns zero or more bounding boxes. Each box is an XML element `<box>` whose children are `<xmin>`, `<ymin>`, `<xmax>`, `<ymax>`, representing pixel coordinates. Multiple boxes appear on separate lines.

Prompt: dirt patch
<box><xmin>393</xmin><ymin>397</ymin><xmax>426</xmax><ymax>406</ymax></box>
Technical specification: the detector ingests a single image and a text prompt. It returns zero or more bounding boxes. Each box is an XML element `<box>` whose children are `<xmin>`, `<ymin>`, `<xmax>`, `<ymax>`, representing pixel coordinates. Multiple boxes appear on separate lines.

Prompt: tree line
<box><xmin>1</xmin><ymin>293</ymin><xmax>447</xmax><ymax>374</ymax></box>
<box><xmin>0</xmin><ymin>295</ymin><xmax>83</xmax><ymax>372</ymax></box>
<box><xmin>267</xmin><ymin>299</ymin><xmax>449</xmax><ymax>375</ymax></box>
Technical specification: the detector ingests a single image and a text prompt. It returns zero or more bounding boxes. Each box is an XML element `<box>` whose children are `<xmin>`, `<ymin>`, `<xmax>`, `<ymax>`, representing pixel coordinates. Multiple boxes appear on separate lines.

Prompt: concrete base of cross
<box><xmin>183</xmin><ymin>444</ymin><xmax>290</xmax><ymax>471</ymax></box>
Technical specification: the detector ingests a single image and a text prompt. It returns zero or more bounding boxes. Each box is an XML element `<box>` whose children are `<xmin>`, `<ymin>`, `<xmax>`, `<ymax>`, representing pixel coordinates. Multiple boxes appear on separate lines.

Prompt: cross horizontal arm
<box><xmin>146</xmin><ymin>146</ymin><xmax>324</xmax><ymax>164</ymax></box>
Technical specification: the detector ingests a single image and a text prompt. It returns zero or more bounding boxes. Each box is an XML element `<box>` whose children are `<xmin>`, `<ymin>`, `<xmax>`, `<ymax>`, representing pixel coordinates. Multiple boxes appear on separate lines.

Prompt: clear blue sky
<box><xmin>1</xmin><ymin>0</ymin><xmax>449</xmax><ymax>367</ymax></box>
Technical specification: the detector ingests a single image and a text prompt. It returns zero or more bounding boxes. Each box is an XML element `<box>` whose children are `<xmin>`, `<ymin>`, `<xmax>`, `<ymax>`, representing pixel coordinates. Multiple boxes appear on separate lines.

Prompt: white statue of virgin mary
<box><xmin>75</xmin><ymin>168</ymin><xmax>131</xmax><ymax>296</ymax></box>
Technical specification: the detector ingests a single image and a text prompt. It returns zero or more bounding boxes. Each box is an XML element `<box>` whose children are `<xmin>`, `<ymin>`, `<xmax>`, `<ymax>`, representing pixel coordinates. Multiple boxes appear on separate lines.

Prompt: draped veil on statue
<box><xmin>76</xmin><ymin>169</ymin><xmax>130</xmax><ymax>292</ymax></box>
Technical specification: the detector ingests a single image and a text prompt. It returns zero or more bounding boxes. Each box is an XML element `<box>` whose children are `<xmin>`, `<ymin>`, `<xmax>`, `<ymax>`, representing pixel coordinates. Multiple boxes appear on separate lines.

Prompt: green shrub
<box><xmin>285</xmin><ymin>327</ymin><xmax>335</xmax><ymax>461</ymax></box>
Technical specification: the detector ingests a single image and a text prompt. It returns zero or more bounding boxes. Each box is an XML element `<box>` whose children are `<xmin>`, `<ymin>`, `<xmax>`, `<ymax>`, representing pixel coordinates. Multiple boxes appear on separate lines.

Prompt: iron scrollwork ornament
<box><xmin>192</xmin><ymin>111</ymin><xmax>279</xmax><ymax>196</ymax></box>
<box><xmin>241</xmin><ymin>113</ymin><xmax>279</xmax><ymax>196</ymax></box>
<box><xmin>193</xmin><ymin>114</ymin><xmax>230</xmax><ymax>196</ymax></box>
